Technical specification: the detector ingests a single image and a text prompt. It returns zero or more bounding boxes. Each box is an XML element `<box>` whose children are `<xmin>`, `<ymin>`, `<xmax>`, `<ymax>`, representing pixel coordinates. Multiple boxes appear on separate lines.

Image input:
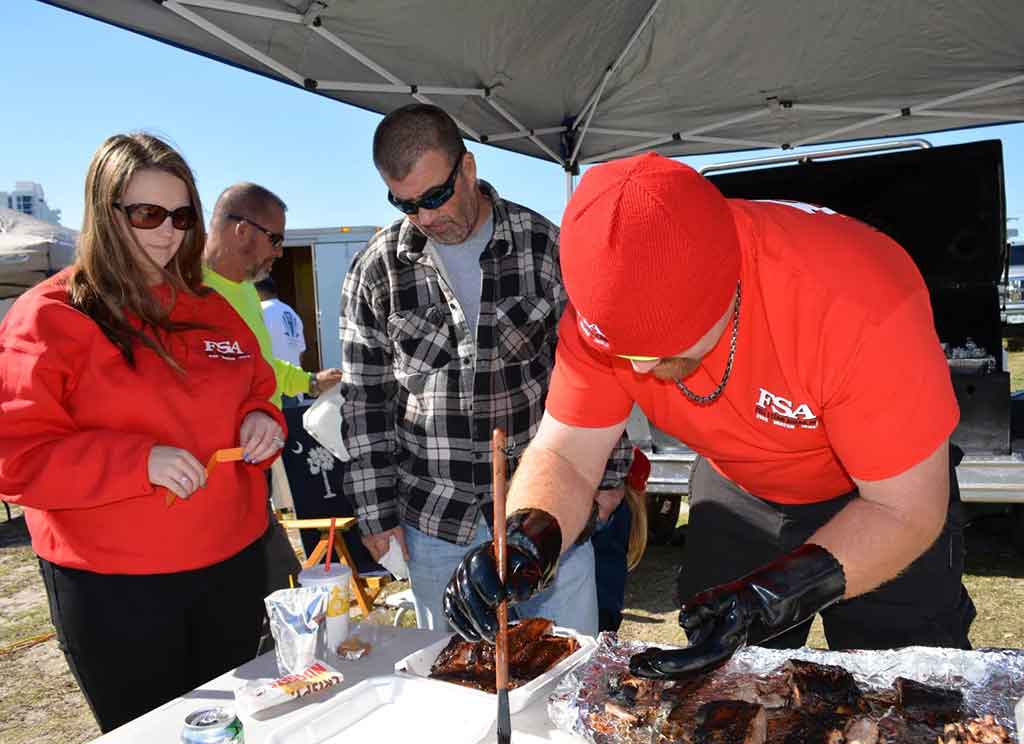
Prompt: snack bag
<box><xmin>264</xmin><ymin>586</ymin><xmax>330</xmax><ymax>676</ymax></box>
<box><xmin>235</xmin><ymin>660</ymin><xmax>344</xmax><ymax>716</ymax></box>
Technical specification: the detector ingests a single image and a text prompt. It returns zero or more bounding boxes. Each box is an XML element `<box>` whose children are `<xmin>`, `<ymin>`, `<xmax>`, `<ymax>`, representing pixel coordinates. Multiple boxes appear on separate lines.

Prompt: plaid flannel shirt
<box><xmin>338</xmin><ymin>180</ymin><xmax>631</xmax><ymax>545</ymax></box>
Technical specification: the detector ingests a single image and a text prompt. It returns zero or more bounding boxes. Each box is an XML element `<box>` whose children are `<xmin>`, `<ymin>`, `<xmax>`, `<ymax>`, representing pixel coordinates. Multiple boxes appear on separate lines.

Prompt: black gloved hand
<box><xmin>630</xmin><ymin>543</ymin><xmax>846</xmax><ymax>679</ymax></box>
<box><xmin>443</xmin><ymin>508</ymin><xmax>562</xmax><ymax>642</ymax></box>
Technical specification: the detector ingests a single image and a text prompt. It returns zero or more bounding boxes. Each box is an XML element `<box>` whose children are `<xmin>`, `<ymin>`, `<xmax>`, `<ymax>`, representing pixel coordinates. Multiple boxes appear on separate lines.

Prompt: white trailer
<box><xmin>270</xmin><ymin>225</ymin><xmax>378</xmax><ymax>372</ymax></box>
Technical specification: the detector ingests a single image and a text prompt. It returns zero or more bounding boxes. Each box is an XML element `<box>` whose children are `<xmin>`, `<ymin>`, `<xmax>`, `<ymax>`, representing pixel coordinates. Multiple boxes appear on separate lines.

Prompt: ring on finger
<box><xmin>272</xmin><ymin>435</ymin><xmax>285</xmax><ymax>446</ymax></box>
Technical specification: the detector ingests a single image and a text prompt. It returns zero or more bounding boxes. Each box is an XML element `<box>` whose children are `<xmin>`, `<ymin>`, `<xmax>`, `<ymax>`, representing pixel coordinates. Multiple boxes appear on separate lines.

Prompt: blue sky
<box><xmin>5</xmin><ymin>1</ymin><xmax>1023</xmax><ymax>236</ymax></box>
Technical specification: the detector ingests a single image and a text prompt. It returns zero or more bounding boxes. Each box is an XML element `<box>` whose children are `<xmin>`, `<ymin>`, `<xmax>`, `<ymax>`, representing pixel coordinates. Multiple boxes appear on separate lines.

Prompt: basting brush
<box><xmin>492</xmin><ymin>428</ymin><xmax>511</xmax><ymax>744</ymax></box>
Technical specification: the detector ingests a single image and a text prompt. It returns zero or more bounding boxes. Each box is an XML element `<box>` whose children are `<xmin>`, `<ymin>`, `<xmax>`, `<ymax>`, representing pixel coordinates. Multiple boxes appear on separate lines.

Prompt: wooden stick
<box><xmin>492</xmin><ymin>428</ymin><xmax>511</xmax><ymax>744</ymax></box>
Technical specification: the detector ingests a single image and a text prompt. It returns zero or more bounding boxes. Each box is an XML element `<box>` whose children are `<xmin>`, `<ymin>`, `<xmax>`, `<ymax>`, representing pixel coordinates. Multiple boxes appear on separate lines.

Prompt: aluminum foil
<box><xmin>264</xmin><ymin>586</ymin><xmax>330</xmax><ymax>676</ymax></box>
<box><xmin>548</xmin><ymin>633</ymin><xmax>1024</xmax><ymax>742</ymax></box>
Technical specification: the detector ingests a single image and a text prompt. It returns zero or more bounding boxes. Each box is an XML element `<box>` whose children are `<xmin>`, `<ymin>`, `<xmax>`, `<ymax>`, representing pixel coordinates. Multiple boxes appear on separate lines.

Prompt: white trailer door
<box><xmin>311</xmin><ymin>232</ymin><xmax>375</xmax><ymax>369</ymax></box>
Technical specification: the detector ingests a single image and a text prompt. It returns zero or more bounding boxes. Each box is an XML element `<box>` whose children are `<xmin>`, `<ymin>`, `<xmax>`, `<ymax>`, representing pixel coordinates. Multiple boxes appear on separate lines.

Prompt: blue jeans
<box><xmin>404</xmin><ymin>519</ymin><xmax>598</xmax><ymax>637</ymax></box>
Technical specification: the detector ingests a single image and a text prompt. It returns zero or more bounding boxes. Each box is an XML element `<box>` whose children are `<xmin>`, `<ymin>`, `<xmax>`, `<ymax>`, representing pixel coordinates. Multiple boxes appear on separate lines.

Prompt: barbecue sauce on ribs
<box><xmin>428</xmin><ymin>617</ymin><xmax>580</xmax><ymax>693</ymax></box>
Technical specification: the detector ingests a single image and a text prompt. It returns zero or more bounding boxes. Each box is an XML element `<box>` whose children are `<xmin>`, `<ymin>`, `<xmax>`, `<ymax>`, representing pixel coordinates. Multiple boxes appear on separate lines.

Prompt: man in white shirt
<box><xmin>256</xmin><ymin>277</ymin><xmax>306</xmax><ymax>405</ymax></box>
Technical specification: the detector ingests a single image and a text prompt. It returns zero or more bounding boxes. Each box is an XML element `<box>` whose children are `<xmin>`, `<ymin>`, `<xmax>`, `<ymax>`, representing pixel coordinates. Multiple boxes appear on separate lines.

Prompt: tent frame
<box><xmin>158</xmin><ymin>0</ymin><xmax>1024</xmax><ymax>198</ymax></box>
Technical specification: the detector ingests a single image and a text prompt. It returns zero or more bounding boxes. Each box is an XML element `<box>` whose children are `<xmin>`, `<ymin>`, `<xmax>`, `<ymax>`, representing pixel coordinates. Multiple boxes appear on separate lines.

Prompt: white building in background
<box><xmin>0</xmin><ymin>182</ymin><xmax>62</xmax><ymax>225</ymax></box>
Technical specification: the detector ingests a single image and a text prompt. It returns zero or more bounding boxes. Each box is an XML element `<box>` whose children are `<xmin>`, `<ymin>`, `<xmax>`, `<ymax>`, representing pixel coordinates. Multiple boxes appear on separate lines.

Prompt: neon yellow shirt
<box><xmin>203</xmin><ymin>267</ymin><xmax>309</xmax><ymax>408</ymax></box>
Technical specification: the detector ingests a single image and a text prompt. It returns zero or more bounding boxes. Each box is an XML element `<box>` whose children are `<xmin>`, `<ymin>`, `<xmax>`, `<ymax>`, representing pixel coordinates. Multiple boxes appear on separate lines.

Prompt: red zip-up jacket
<box><xmin>0</xmin><ymin>269</ymin><xmax>286</xmax><ymax>574</ymax></box>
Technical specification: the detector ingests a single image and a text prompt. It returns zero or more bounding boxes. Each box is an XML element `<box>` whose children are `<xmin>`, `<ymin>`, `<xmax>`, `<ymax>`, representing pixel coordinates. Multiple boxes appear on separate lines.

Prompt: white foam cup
<box><xmin>298</xmin><ymin>564</ymin><xmax>351</xmax><ymax>652</ymax></box>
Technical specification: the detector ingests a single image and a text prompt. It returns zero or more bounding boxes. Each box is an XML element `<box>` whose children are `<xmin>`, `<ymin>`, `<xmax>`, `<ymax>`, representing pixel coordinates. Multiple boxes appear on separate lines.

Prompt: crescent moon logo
<box><xmin>291</xmin><ymin>441</ymin><xmax>304</xmax><ymax>455</ymax></box>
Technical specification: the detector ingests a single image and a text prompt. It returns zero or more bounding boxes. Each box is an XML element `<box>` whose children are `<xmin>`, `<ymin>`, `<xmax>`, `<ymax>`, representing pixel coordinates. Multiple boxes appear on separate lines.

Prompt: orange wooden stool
<box><xmin>277</xmin><ymin>516</ymin><xmax>386</xmax><ymax>617</ymax></box>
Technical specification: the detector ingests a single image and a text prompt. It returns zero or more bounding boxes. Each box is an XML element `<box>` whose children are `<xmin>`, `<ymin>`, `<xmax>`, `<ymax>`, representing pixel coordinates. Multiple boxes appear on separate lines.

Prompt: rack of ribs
<box><xmin>428</xmin><ymin>617</ymin><xmax>579</xmax><ymax>692</ymax></box>
<box><xmin>583</xmin><ymin>655</ymin><xmax>1002</xmax><ymax>744</ymax></box>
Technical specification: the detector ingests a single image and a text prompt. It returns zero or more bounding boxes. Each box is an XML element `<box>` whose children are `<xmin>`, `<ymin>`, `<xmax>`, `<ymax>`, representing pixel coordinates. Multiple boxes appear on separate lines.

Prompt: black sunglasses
<box><xmin>114</xmin><ymin>202</ymin><xmax>198</xmax><ymax>230</ymax></box>
<box><xmin>228</xmin><ymin>214</ymin><xmax>284</xmax><ymax>249</ymax></box>
<box><xmin>387</xmin><ymin>150</ymin><xmax>466</xmax><ymax>215</ymax></box>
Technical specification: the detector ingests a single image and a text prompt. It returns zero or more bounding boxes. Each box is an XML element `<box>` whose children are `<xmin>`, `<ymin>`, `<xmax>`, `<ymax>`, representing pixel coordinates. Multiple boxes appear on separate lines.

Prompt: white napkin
<box><xmin>378</xmin><ymin>535</ymin><xmax>410</xmax><ymax>580</ymax></box>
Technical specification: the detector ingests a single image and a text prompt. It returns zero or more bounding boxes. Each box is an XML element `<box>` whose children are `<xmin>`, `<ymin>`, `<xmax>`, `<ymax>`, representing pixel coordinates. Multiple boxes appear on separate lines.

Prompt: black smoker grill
<box><xmin>706</xmin><ymin>140</ymin><xmax>1009</xmax><ymax>455</ymax></box>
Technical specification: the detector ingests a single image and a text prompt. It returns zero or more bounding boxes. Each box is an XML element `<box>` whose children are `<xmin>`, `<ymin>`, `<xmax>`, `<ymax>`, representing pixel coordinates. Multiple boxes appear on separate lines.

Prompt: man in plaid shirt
<box><xmin>337</xmin><ymin>104</ymin><xmax>631</xmax><ymax>634</ymax></box>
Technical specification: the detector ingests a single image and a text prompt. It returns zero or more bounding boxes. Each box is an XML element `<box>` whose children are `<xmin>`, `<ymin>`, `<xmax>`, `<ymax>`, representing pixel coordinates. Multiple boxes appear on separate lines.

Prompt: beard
<box><xmin>650</xmin><ymin>357</ymin><xmax>701</xmax><ymax>382</ymax></box>
<box><xmin>248</xmin><ymin>258</ymin><xmax>275</xmax><ymax>282</ymax></box>
<box><xmin>418</xmin><ymin>218</ymin><xmax>474</xmax><ymax>245</ymax></box>
<box><xmin>416</xmin><ymin>190</ymin><xmax>481</xmax><ymax>245</ymax></box>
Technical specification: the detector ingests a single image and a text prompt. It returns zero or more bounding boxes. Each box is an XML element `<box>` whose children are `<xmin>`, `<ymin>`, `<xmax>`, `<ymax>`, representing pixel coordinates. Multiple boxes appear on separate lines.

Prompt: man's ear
<box><xmin>232</xmin><ymin>219</ymin><xmax>247</xmax><ymax>241</ymax></box>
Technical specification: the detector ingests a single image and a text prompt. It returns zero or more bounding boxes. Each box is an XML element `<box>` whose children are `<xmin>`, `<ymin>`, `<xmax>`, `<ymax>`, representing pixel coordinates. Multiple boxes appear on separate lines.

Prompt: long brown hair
<box><xmin>68</xmin><ymin>133</ymin><xmax>207</xmax><ymax>370</ymax></box>
<box><xmin>624</xmin><ymin>483</ymin><xmax>649</xmax><ymax>572</ymax></box>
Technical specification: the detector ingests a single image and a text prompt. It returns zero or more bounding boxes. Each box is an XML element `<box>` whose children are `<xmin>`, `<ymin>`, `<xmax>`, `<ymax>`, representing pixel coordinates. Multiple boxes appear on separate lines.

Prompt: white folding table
<box><xmin>91</xmin><ymin>625</ymin><xmax>586</xmax><ymax>743</ymax></box>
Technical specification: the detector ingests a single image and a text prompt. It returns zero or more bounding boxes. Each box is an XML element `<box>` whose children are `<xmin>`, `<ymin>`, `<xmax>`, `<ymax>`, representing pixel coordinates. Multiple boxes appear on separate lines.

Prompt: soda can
<box><xmin>181</xmin><ymin>706</ymin><xmax>244</xmax><ymax>743</ymax></box>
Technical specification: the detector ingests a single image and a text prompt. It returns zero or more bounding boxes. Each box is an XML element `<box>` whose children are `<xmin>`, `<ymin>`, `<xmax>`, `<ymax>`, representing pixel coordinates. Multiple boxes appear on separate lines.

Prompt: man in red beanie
<box><xmin>443</xmin><ymin>152</ymin><xmax>975</xmax><ymax>679</ymax></box>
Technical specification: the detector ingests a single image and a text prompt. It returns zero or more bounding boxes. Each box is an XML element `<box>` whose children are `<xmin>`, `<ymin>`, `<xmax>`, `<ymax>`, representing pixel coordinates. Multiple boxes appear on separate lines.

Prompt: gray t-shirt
<box><xmin>430</xmin><ymin>213</ymin><xmax>493</xmax><ymax>337</ymax></box>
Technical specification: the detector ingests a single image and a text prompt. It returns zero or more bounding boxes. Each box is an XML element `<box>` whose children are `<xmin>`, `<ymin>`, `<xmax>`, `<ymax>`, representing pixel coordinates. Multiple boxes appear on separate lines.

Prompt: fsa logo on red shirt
<box><xmin>755</xmin><ymin>387</ymin><xmax>819</xmax><ymax>430</ymax></box>
<box><xmin>204</xmin><ymin>339</ymin><xmax>252</xmax><ymax>361</ymax></box>
<box><xmin>577</xmin><ymin>313</ymin><xmax>611</xmax><ymax>352</ymax></box>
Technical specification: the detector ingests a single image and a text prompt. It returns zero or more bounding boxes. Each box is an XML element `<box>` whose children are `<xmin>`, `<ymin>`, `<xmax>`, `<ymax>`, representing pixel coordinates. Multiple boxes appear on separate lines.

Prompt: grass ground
<box><xmin>3</xmin><ymin>349</ymin><xmax>1024</xmax><ymax>742</ymax></box>
<box><xmin>1007</xmin><ymin>341</ymin><xmax>1024</xmax><ymax>390</ymax></box>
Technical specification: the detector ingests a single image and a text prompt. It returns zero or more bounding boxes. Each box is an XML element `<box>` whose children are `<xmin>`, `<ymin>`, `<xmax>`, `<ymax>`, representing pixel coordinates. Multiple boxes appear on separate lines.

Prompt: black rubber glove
<box><xmin>630</xmin><ymin>544</ymin><xmax>846</xmax><ymax>679</ymax></box>
<box><xmin>443</xmin><ymin>508</ymin><xmax>562</xmax><ymax>642</ymax></box>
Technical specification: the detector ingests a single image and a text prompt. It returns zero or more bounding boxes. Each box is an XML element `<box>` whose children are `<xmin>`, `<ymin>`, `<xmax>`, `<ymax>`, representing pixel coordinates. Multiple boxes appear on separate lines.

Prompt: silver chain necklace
<box><xmin>674</xmin><ymin>281</ymin><xmax>741</xmax><ymax>405</ymax></box>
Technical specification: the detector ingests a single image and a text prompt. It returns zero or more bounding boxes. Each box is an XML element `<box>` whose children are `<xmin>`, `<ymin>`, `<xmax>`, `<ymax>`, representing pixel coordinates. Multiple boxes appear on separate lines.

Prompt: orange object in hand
<box><xmin>164</xmin><ymin>447</ymin><xmax>246</xmax><ymax>506</ymax></box>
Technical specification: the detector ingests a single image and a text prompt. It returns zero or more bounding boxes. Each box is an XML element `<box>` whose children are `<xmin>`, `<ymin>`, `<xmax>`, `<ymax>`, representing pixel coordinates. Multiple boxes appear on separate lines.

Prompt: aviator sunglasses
<box><xmin>387</xmin><ymin>150</ymin><xmax>466</xmax><ymax>214</ymax></box>
<box><xmin>114</xmin><ymin>202</ymin><xmax>198</xmax><ymax>231</ymax></box>
<box><xmin>227</xmin><ymin>214</ymin><xmax>285</xmax><ymax>249</ymax></box>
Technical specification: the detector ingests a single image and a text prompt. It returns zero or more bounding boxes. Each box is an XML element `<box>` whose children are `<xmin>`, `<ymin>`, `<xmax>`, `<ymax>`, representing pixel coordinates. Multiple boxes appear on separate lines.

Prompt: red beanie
<box><xmin>626</xmin><ymin>447</ymin><xmax>651</xmax><ymax>492</ymax></box>
<box><xmin>560</xmin><ymin>152</ymin><xmax>740</xmax><ymax>358</ymax></box>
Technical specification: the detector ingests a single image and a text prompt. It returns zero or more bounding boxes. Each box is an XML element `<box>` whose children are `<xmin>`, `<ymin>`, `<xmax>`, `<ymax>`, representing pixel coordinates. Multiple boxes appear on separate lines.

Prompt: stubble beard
<box><xmin>248</xmin><ymin>260</ymin><xmax>274</xmax><ymax>282</ymax></box>
<box><xmin>420</xmin><ymin>191</ymin><xmax>480</xmax><ymax>245</ymax></box>
<box><xmin>650</xmin><ymin>357</ymin><xmax>701</xmax><ymax>382</ymax></box>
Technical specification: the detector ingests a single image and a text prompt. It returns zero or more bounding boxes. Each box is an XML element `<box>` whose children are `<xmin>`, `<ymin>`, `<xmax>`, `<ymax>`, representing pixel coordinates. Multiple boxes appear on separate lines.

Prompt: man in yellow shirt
<box><xmin>203</xmin><ymin>182</ymin><xmax>341</xmax><ymax>406</ymax></box>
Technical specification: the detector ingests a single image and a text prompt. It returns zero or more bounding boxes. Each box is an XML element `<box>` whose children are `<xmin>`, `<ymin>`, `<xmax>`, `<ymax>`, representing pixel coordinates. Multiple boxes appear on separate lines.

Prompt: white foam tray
<box><xmin>393</xmin><ymin>626</ymin><xmax>596</xmax><ymax>714</ymax></box>
<box><xmin>265</xmin><ymin>675</ymin><xmax>494</xmax><ymax>744</ymax></box>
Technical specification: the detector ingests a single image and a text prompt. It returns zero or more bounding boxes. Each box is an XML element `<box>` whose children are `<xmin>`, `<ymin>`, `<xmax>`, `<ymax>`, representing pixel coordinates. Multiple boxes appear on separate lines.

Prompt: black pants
<box><xmin>677</xmin><ymin>453</ymin><xmax>976</xmax><ymax>651</ymax></box>
<box><xmin>39</xmin><ymin>538</ymin><xmax>266</xmax><ymax>733</ymax></box>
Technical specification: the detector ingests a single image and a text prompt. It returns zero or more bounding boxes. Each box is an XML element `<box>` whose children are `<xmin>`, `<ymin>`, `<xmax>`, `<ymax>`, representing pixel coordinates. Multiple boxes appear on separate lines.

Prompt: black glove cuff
<box><xmin>771</xmin><ymin>543</ymin><xmax>847</xmax><ymax>605</ymax></box>
<box><xmin>743</xmin><ymin>543</ymin><xmax>846</xmax><ymax>644</ymax></box>
<box><xmin>507</xmin><ymin>508</ymin><xmax>562</xmax><ymax>589</ymax></box>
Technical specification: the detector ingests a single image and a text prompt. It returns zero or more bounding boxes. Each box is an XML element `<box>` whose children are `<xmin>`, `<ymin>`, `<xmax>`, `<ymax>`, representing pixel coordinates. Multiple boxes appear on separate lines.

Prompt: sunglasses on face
<box><xmin>114</xmin><ymin>202</ymin><xmax>198</xmax><ymax>230</ymax></box>
<box><xmin>387</xmin><ymin>150</ymin><xmax>466</xmax><ymax>215</ymax></box>
<box><xmin>228</xmin><ymin>214</ymin><xmax>285</xmax><ymax>249</ymax></box>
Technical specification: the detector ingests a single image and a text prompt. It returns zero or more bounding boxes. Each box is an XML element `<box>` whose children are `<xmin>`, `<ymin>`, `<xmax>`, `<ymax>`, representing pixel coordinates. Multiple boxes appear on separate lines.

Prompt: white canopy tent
<box><xmin>0</xmin><ymin>208</ymin><xmax>76</xmax><ymax>307</ymax></box>
<box><xmin>42</xmin><ymin>0</ymin><xmax>1024</xmax><ymax>194</ymax></box>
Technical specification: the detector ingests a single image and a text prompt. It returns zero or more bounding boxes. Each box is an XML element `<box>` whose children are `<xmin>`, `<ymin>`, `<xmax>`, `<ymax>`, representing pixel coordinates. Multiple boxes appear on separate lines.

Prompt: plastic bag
<box><xmin>301</xmin><ymin>384</ymin><xmax>349</xmax><ymax>461</ymax></box>
<box><xmin>377</xmin><ymin>534</ymin><xmax>410</xmax><ymax>580</ymax></box>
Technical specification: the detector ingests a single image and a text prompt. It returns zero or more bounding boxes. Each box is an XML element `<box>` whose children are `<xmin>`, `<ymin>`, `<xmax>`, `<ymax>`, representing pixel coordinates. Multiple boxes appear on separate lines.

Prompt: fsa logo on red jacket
<box><xmin>204</xmin><ymin>339</ymin><xmax>252</xmax><ymax>361</ymax></box>
<box><xmin>755</xmin><ymin>387</ymin><xmax>819</xmax><ymax>430</ymax></box>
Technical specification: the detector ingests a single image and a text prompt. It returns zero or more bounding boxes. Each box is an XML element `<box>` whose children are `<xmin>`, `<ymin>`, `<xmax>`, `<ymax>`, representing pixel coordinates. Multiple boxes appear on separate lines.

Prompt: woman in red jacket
<box><xmin>0</xmin><ymin>133</ymin><xmax>287</xmax><ymax>732</ymax></box>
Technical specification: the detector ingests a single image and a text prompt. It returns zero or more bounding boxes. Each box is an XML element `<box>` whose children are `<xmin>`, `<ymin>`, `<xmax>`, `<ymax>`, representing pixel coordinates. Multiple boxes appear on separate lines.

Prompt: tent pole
<box><xmin>584</xmin><ymin>109</ymin><xmax>772</xmax><ymax>164</ymax></box>
<box><xmin>569</xmin><ymin>0</ymin><xmax>665</xmax><ymax>166</ymax></box>
<box><xmin>565</xmin><ymin>170</ymin><xmax>575</xmax><ymax>201</ymax></box>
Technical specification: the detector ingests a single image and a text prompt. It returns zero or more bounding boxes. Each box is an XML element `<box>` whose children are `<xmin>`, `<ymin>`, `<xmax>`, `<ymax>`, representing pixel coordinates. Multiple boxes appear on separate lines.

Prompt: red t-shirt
<box><xmin>0</xmin><ymin>269</ymin><xmax>286</xmax><ymax>573</ymax></box>
<box><xmin>547</xmin><ymin>199</ymin><xmax>959</xmax><ymax>504</ymax></box>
